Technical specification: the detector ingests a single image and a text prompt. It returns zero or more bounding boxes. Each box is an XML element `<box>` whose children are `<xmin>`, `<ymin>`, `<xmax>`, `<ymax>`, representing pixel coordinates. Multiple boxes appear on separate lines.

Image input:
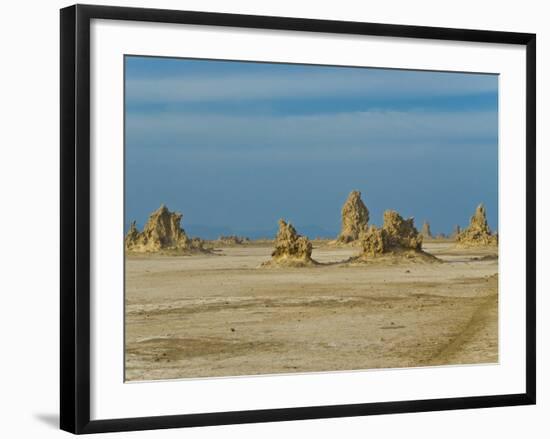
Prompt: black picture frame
<box><xmin>60</xmin><ymin>4</ymin><xmax>536</xmax><ymax>434</ymax></box>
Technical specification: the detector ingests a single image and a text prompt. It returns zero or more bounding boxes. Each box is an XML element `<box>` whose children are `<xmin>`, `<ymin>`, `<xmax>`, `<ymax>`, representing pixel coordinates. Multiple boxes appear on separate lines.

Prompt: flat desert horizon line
<box><xmin>124</xmin><ymin>223</ymin><xmax>477</xmax><ymax>241</ymax></box>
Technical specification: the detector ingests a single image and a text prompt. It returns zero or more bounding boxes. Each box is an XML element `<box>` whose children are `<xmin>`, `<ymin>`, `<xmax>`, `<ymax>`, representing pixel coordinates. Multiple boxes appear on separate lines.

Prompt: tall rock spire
<box><xmin>337</xmin><ymin>190</ymin><xmax>369</xmax><ymax>243</ymax></box>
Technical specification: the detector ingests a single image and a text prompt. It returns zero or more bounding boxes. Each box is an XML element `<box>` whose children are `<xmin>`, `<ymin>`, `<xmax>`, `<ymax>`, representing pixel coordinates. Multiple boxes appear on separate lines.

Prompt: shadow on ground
<box><xmin>34</xmin><ymin>413</ymin><xmax>58</xmax><ymax>430</ymax></box>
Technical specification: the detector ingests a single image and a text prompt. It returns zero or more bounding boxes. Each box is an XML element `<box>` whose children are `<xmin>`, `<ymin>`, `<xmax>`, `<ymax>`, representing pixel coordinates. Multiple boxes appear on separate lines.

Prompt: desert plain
<box><xmin>125</xmin><ymin>240</ymin><xmax>498</xmax><ymax>381</ymax></box>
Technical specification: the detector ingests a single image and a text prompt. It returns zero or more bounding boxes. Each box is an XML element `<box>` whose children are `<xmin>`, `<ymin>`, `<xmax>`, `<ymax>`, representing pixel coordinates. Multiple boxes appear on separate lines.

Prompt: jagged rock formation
<box><xmin>217</xmin><ymin>235</ymin><xmax>250</xmax><ymax>245</ymax></box>
<box><xmin>381</xmin><ymin>210</ymin><xmax>423</xmax><ymax>251</ymax></box>
<box><xmin>456</xmin><ymin>204</ymin><xmax>498</xmax><ymax>247</ymax></box>
<box><xmin>125</xmin><ymin>221</ymin><xmax>141</xmax><ymax>249</ymax></box>
<box><xmin>360</xmin><ymin>225</ymin><xmax>386</xmax><ymax>257</ymax></box>
<box><xmin>125</xmin><ymin>204</ymin><xmax>204</xmax><ymax>253</ymax></box>
<box><xmin>353</xmin><ymin>210</ymin><xmax>437</xmax><ymax>263</ymax></box>
<box><xmin>262</xmin><ymin>219</ymin><xmax>315</xmax><ymax>267</ymax></box>
<box><xmin>421</xmin><ymin>221</ymin><xmax>433</xmax><ymax>239</ymax></box>
<box><xmin>450</xmin><ymin>224</ymin><xmax>461</xmax><ymax>239</ymax></box>
<box><xmin>188</xmin><ymin>237</ymin><xmax>205</xmax><ymax>249</ymax></box>
<box><xmin>337</xmin><ymin>191</ymin><xmax>369</xmax><ymax>243</ymax></box>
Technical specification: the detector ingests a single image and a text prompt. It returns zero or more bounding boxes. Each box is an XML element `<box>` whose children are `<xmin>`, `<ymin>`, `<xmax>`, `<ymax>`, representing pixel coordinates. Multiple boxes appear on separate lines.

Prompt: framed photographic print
<box><xmin>60</xmin><ymin>4</ymin><xmax>536</xmax><ymax>434</ymax></box>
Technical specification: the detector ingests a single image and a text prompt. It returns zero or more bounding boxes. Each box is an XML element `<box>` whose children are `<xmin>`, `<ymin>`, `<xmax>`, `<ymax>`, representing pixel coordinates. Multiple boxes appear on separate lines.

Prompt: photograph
<box><xmin>123</xmin><ymin>56</ymin><xmax>499</xmax><ymax>382</ymax></box>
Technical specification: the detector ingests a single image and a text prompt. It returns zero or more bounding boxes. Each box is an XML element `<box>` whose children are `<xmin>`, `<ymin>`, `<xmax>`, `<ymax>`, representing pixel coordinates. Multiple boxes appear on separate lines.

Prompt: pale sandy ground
<box><xmin>125</xmin><ymin>242</ymin><xmax>498</xmax><ymax>381</ymax></box>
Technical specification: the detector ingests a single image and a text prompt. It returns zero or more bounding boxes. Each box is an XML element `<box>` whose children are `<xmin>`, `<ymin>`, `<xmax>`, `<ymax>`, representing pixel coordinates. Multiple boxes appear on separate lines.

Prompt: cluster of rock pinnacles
<box><xmin>455</xmin><ymin>204</ymin><xmax>498</xmax><ymax>247</ymax></box>
<box><xmin>125</xmin><ymin>204</ymin><xmax>204</xmax><ymax>253</ymax></box>
<box><xmin>125</xmin><ymin>192</ymin><xmax>497</xmax><ymax>265</ymax></box>
<box><xmin>261</xmin><ymin>219</ymin><xmax>315</xmax><ymax>267</ymax></box>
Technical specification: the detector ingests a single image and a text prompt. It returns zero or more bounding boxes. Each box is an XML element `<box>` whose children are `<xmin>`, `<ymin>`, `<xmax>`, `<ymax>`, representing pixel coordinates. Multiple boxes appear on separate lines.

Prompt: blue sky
<box><xmin>125</xmin><ymin>56</ymin><xmax>498</xmax><ymax>239</ymax></box>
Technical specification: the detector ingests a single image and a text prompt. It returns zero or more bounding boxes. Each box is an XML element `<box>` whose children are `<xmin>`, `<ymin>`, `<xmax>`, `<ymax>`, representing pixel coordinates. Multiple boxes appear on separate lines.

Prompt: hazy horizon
<box><xmin>125</xmin><ymin>56</ymin><xmax>498</xmax><ymax>240</ymax></box>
